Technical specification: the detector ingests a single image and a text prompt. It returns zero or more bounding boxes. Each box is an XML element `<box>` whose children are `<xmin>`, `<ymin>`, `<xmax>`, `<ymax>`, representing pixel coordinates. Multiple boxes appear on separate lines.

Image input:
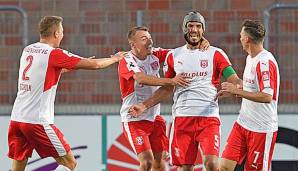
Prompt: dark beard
<box><xmin>184</xmin><ymin>33</ymin><xmax>202</xmax><ymax>46</ymax></box>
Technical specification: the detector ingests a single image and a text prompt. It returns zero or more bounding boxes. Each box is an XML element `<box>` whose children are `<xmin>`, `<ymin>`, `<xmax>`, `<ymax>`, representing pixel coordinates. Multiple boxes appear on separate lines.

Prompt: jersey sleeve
<box><xmin>256</xmin><ymin>59</ymin><xmax>278</xmax><ymax>97</ymax></box>
<box><xmin>163</xmin><ymin>53</ymin><xmax>175</xmax><ymax>78</ymax></box>
<box><xmin>118</xmin><ymin>57</ymin><xmax>140</xmax><ymax>80</ymax></box>
<box><xmin>152</xmin><ymin>47</ymin><xmax>170</xmax><ymax>64</ymax></box>
<box><xmin>214</xmin><ymin>49</ymin><xmax>232</xmax><ymax>76</ymax></box>
<box><xmin>48</xmin><ymin>49</ymin><xmax>81</xmax><ymax>69</ymax></box>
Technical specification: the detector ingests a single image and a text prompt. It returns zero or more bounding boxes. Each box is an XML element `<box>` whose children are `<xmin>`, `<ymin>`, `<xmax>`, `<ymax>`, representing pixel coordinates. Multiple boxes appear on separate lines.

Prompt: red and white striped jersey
<box><xmin>11</xmin><ymin>42</ymin><xmax>81</xmax><ymax>124</ymax></box>
<box><xmin>118</xmin><ymin>48</ymin><xmax>169</xmax><ymax>122</ymax></box>
<box><xmin>237</xmin><ymin>49</ymin><xmax>280</xmax><ymax>132</ymax></box>
<box><xmin>164</xmin><ymin>45</ymin><xmax>231</xmax><ymax>118</ymax></box>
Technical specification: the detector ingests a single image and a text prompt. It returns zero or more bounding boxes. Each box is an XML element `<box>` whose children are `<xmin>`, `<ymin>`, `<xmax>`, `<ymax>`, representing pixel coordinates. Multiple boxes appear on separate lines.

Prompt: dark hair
<box><xmin>242</xmin><ymin>19</ymin><xmax>266</xmax><ymax>44</ymax></box>
<box><xmin>127</xmin><ymin>26</ymin><xmax>149</xmax><ymax>40</ymax></box>
<box><xmin>39</xmin><ymin>16</ymin><xmax>63</xmax><ymax>38</ymax></box>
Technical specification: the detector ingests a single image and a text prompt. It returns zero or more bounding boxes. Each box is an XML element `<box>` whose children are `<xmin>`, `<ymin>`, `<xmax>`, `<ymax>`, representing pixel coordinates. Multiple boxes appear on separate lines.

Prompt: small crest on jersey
<box><xmin>262</xmin><ymin>71</ymin><xmax>269</xmax><ymax>81</ymax></box>
<box><xmin>150</xmin><ymin>61</ymin><xmax>159</xmax><ymax>70</ymax></box>
<box><xmin>200</xmin><ymin>59</ymin><xmax>208</xmax><ymax>68</ymax></box>
<box><xmin>136</xmin><ymin>136</ymin><xmax>144</xmax><ymax>145</ymax></box>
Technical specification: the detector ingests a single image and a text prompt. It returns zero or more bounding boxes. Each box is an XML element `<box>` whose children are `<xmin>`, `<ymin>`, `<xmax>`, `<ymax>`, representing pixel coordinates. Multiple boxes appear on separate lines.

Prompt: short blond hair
<box><xmin>39</xmin><ymin>16</ymin><xmax>63</xmax><ymax>38</ymax></box>
<box><xmin>127</xmin><ymin>26</ymin><xmax>149</xmax><ymax>40</ymax></box>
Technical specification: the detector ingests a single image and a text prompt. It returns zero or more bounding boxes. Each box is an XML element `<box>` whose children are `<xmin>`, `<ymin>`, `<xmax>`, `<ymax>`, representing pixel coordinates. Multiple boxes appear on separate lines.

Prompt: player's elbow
<box><xmin>94</xmin><ymin>62</ymin><xmax>104</xmax><ymax>69</ymax></box>
<box><xmin>163</xmin><ymin>85</ymin><xmax>174</xmax><ymax>93</ymax></box>
<box><xmin>134</xmin><ymin>72</ymin><xmax>146</xmax><ymax>84</ymax></box>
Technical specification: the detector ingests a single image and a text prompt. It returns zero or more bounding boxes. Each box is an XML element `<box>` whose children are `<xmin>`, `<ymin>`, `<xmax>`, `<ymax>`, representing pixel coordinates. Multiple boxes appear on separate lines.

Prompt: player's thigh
<box><xmin>169</xmin><ymin>117</ymin><xmax>198</xmax><ymax>166</ymax></box>
<box><xmin>11</xmin><ymin>159</ymin><xmax>28</xmax><ymax>171</ymax></box>
<box><xmin>245</xmin><ymin>131</ymin><xmax>277</xmax><ymax>171</ymax></box>
<box><xmin>150</xmin><ymin>115</ymin><xmax>168</xmax><ymax>154</ymax></box>
<box><xmin>219</xmin><ymin>158</ymin><xmax>237</xmax><ymax>171</ymax></box>
<box><xmin>197</xmin><ymin>117</ymin><xmax>221</xmax><ymax>157</ymax></box>
<box><xmin>221</xmin><ymin>122</ymin><xmax>247</xmax><ymax>165</ymax></box>
<box><xmin>122</xmin><ymin>121</ymin><xmax>153</xmax><ymax>154</ymax></box>
<box><xmin>23</xmin><ymin>123</ymin><xmax>71</xmax><ymax>158</ymax></box>
<box><xmin>8</xmin><ymin>121</ymin><xmax>34</xmax><ymax>161</ymax></box>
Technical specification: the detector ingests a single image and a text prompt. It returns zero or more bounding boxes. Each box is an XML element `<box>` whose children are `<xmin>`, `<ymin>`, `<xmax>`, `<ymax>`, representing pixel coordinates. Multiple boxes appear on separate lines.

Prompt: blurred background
<box><xmin>0</xmin><ymin>0</ymin><xmax>297</xmax><ymax>170</ymax></box>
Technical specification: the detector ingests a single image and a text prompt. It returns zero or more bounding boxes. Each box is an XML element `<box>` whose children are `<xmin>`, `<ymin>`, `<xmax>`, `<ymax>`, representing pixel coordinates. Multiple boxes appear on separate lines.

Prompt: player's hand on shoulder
<box><xmin>111</xmin><ymin>51</ymin><xmax>127</xmax><ymax>62</ymax></box>
<box><xmin>199</xmin><ymin>37</ymin><xmax>210</xmax><ymax>51</ymax></box>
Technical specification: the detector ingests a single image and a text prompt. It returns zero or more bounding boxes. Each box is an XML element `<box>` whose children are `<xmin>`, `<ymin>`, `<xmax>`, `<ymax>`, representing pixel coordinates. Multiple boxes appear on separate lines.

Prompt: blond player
<box><xmin>118</xmin><ymin>26</ymin><xmax>192</xmax><ymax>171</ymax></box>
<box><xmin>218</xmin><ymin>20</ymin><xmax>280</xmax><ymax>171</ymax></box>
<box><xmin>8</xmin><ymin>16</ymin><xmax>122</xmax><ymax>171</ymax></box>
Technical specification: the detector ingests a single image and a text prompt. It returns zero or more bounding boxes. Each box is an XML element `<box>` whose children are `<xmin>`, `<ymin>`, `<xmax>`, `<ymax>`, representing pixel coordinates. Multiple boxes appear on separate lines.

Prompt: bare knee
<box><xmin>219</xmin><ymin>158</ymin><xmax>237</xmax><ymax>171</ymax></box>
<box><xmin>180</xmin><ymin>165</ymin><xmax>193</xmax><ymax>171</ymax></box>
<box><xmin>204</xmin><ymin>158</ymin><xmax>219</xmax><ymax>171</ymax></box>
<box><xmin>152</xmin><ymin>152</ymin><xmax>166</xmax><ymax>171</ymax></box>
<box><xmin>138</xmin><ymin>150</ymin><xmax>155</xmax><ymax>171</ymax></box>
<box><xmin>63</xmin><ymin>159</ymin><xmax>77</xmax><ymax>170</ymax></box>
<box><xmin>152</xmin><ymin>160</ymin><xmax>165</xmax><ymax>171</ymax></box>
<box><xmin>67</xmin><ymin>160</ymin><xmax>77</xmax><ymax>170</ymax></box>
<box><xmin>55</xmin><ymin>154</ymin><xmax>77</xmax><ymax>170</ymax></box>
<box><xmin>219</xmin><ymin>165</ymin><xmax>229</xmax><ymax>171</ymax></box>
<box><xmin>140</xmin><ymin>159</ymin><xmax>153</xmax><ymax>170</ymax></box>
<box><xmin>12</xmin><ymin>159</ymin><xmax>28</xmax><ymax>171</ymax></box>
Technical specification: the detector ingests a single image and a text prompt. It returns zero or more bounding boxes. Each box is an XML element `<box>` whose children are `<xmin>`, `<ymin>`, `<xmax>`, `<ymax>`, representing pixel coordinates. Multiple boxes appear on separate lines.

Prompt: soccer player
<box><xmin>7</xmin><ymin>16</ymin><xmax>123</xmax><ymax>171</ymax></box>
<box><xmin>118</xmin><ymin>26</ymin><xmax>195</xmax><ymax>171</ymax></box>
<box><xmin>128</xmin><ymin>11</ymin><xmax>242</xmax><ymax>171</ymax></box>
<box><xmin>218</xmin><ymin>20</ymin><xmax>280</xmax><ymax>171</ymax></box>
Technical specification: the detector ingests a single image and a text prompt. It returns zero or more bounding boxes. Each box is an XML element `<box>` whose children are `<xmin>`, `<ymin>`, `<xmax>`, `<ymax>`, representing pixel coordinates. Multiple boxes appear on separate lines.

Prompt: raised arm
<box><xmin>74</xmin><ymin>52</ymin><xmax>123</xmax><ymax>70</ymax></box>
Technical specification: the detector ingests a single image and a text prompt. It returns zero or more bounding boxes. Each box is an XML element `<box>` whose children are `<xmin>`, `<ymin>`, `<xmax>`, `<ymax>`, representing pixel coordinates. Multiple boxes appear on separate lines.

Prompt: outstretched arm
<box><xmin>129</xmin><ymin>85</ymin><xmax>174</xmax><ymax>117</ymax></box>
<box><xmin>74</xmin><ymin>52</ymin><xmax>123</xmax><ymax>70</ymax></box>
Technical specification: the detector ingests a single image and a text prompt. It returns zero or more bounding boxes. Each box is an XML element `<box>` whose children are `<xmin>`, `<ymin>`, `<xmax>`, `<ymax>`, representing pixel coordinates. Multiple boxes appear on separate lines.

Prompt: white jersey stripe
<box><xmin>263</xmin><ymin>132</ymin><xmax>273</xmax><ymax>171</ymax></box>
<box><xmin>123</xmin><ymin>122</ymin><xmax>137</xmax><ymax>154</ymax></box>
<box><xmin>43</xmin><ymin>124</ymin><xmax>66</xmax><ymax>156</ymax></box>
<box><xmin>169</xmin><ymin>118</ymin><xmax>175</xmax><ymax>165</ymax></box>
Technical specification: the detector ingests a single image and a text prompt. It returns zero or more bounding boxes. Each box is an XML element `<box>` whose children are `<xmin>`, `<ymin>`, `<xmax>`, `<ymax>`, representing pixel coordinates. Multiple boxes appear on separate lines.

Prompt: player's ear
<box><xmin>53</xmin><ymin>30</ymin><xmax>59</xmax><ymax>38</ymax></box>
<box><xmin>128</xmin><ymin>40</ymin><xmax>134</xmax><ymax>48</ymax></box>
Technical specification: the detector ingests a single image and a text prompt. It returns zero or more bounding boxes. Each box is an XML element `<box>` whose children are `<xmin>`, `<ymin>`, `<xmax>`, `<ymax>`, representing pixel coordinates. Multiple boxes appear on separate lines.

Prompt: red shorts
<box><xmin>8</xmin><ymin>120</ymin><xmax>71</xmax><ymax>160</ymax></box>
<box><xmin>122</xmin><ymin>115</ymin><xmax>168</xmax><ymax>155</ymax></box>
<box><xmin>222</xmin><ymin>122</ymin><xmax>277</xmax><ymax>171</ymax></box>
<box><xmin>169</xmin><ymin>116</ymin><xmax>220</xmax><ymax>166</ymax></box>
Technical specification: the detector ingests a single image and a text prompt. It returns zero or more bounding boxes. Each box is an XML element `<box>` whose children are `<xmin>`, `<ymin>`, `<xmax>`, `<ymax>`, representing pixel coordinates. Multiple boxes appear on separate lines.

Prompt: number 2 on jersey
<box><xmin>22</xmin><ymin>55</ymin><xmax>33</xmax><ymax>81</ymax></box>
